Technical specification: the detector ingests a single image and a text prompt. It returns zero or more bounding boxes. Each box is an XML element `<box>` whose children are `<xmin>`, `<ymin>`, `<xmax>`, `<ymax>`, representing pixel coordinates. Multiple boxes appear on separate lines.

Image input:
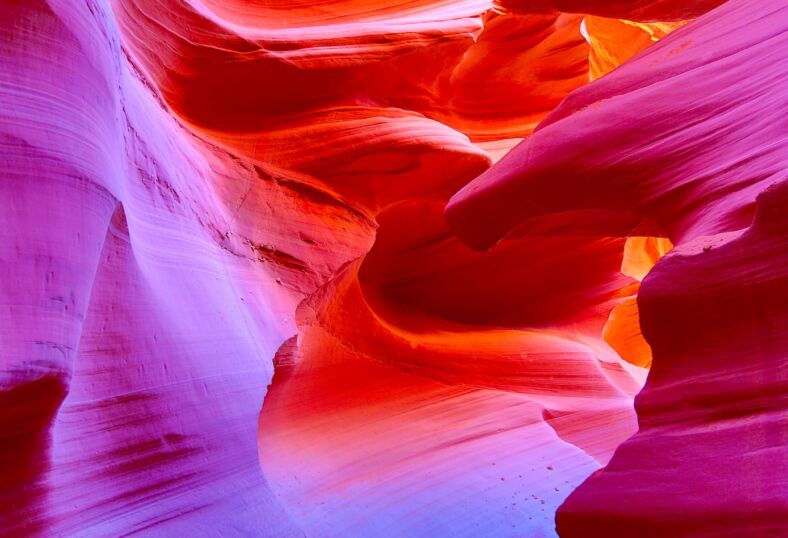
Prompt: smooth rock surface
<box><xmin>2</xmin><ymin>0</ymin><xmax>785</xmax><ymax>536</ymax></box>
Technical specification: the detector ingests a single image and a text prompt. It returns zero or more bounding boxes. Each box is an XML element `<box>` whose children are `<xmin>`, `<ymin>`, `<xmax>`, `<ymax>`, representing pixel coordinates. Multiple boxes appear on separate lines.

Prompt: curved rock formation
<box><xmin>557</xmin><ymin>174</ymin><xmax>788</xmax><ymax>538</ymax></box>
<box><xmin>2</xmin><ymin>0</ymin><xmax>786</xmax><ymax>535</ymax></box>
<box><xmin>259</xmin><ymin>236</ymin><xmax>640</xmax><ymax>535</ymax></box>
<box><xmin>445</xmin><ymin>0</ymin><xmax>788</xmax><ymax>535</ymax></box>
<box><xmin>447</xmin><ymin>0</ymin><xmax>787</xmax><ymax>250</ymax></box>
<box><xmin>1</xmin><ymin>0</ymin><xmax>371</xmax><ymax>534</ymax></box>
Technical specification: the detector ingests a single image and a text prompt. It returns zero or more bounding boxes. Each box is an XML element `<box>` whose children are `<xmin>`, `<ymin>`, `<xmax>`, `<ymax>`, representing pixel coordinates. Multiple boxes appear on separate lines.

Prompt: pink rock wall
<box><xmin>1</xmin><ymin>1</ymin><xmax>368</xmax><ymax>534</ymax></box>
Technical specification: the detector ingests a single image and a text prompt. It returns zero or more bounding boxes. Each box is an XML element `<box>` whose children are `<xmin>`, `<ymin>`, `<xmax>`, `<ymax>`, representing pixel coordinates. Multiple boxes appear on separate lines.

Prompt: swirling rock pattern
<box><xmin>1</xmin><ymin>0</ymin><xmax>786</xmax><ymax>536</ymax></box>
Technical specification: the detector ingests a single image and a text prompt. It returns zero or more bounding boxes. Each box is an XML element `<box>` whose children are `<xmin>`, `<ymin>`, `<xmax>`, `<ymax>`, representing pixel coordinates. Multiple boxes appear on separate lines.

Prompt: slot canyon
<box><xmin>0</xmin><ymin>0</ymin><xmax>786</xmax><ymax>536</ymax></box>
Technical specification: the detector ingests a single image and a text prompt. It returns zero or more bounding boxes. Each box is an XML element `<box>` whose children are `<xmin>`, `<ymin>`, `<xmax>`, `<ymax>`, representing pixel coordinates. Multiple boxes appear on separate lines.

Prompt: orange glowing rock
<box><xmin>435</xmin><ymin>11</ymin><xmax>590</xmax><ymax>140</ymax></box>
<box><xmin>603</xmin><ymin>238</ymin><xmax>672</xmax><ymax>368</ymax></box>
<box><xmin>620</xmin><ymin>237</ymin><xmax>674</xmax><ymax>281</ymax></box>
<box><xmin>584</xmin><ymin>17</ymin><xmax>688</xmax><ymax>80</ymax></box>
<box><xmin>603</xmin><ymin>297</ymin><xmax>652</xmax><ymax>368</ymax></box>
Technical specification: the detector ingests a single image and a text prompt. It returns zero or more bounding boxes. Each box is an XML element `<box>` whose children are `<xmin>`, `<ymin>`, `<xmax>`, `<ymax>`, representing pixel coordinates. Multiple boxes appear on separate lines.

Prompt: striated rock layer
<box><xmin>1</xmin><ymin>0</ymin><xmax>786</xmax><ymax>536</ymax></box>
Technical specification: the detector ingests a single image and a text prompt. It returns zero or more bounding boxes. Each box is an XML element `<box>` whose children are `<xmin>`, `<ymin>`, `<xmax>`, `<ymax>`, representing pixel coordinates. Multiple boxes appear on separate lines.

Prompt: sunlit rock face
<box><xmin>1</xmin><ymin>0</ymin><xmax>785</xmax><ymax>537</ymax></box>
